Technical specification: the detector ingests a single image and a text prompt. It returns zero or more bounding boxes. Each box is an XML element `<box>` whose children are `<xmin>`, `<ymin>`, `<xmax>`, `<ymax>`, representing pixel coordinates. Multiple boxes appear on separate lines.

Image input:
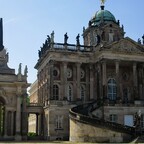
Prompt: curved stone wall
<box><xmin>70</xmin><ymin>118</ymin><xmax>132</xmax><ymax>143</ymax></box>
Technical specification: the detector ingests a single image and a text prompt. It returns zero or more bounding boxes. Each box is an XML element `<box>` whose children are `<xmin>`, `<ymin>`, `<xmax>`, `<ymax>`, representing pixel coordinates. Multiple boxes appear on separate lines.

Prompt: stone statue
<box><xmin>89</xmin><ymin>20</ymin><xmax>92</xmax><ymax>27</ymax></box>
<box><xmin>83</xmin><ymin>27</ymin><xmax>85</xmax><ymax>32</ymax></box>
<box><xmin>51</xmin><ymin>31</ymin><xmax>54</xmax><ymax>43</ymax></box>
<box><xmin>117</xmin><ymin>20</ymin><xmax>120</xmax><ymax>26</ymax></box>
<box><xmin>122</xmin><ymin>25</ymin><xmax>124</xmax><ymax>31</ymax></box>
<box><xmin>76</xmin><ymin>34</ymin><xmax>80</xmax><ymax>45</ymax></box>
<box><xmin>38</xmin><ymin>50</ymin><xmax>41</xmax><ymax>58</ymax></box>
<box><xmin>24</xmin><ymin>65</ymin><xmax>28</xmax><ymax>76</ymax></box>
<box><xmin>6</xmin><ymin>52</ymin><xmax>9</xmax><ymax>63</ymax></box>
<box><xmin>142</xmin><ymin>34</ymin><xmax>144</xmax><ymax>45</ymax></box>
<box><xmin>64</xmin><ymin>32</ymin><xmax>68</xmax><ymax>44</ymax></box>
<box><xmin>47</xmin><ymin>35</ymin><xmax>51</xmax><ymax>45</ymax></box>
<box><xmin>101</xmin><ymin>0</ymin><xmax>106</xmax><ymax>5</ymax></box>
<box><xmin>18</xmin><ymin>63</ymin><xmax>22</xmax><ymax>74</ymax></box>
<box><xmin>138</xmin><ymin>38</ymin><xmax>141</xmax><ymax>44</ymax></box>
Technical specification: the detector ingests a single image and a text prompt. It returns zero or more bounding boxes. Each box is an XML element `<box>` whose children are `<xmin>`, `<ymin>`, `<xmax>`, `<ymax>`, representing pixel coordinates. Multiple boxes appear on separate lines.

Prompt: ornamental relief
<box><xmin>110</xmin><ymin>40</ymin><xmax>142</xmax><ymax>53</ymax></box>
<box><xmin>107</xmin><ymin>72</ymin><xmax>116</xmax><ymax>79</ymax></box>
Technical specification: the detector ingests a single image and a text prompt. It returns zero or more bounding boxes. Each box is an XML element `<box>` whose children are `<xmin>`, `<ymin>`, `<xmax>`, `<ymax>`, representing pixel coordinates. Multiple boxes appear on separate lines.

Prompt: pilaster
<box><xmin>115</xmin><ymin>61</ymin><xmax>120</xmax><ymax>98</ymax></box>
<box><xmin>76</xmin><ymin>63</ymin><xmax>81</xmax><ymax>99</ymax></box>
<box><xmin>90</xmin><ymin>64</ymin><xmax>94</xmax><ymax>100</ymax></box>
<box><xmin>102</xmin><ymin>61</ymin><xmax>107</xmax><ymax>98</ymax></box>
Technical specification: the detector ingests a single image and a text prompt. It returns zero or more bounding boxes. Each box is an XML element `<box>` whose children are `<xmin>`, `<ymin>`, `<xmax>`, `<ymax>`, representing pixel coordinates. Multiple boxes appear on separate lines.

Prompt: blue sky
<box><xmin>0</xmin><ymin>0</ymin><xmax>143</xmax><ymax>84</ymax></box>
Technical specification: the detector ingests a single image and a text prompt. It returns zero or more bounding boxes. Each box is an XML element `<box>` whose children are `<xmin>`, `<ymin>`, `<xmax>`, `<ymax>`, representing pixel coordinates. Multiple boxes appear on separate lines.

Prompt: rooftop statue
<box><xmin>47</xmin><ymin>35</ymin><xmax>51</xmax><ymax>44</ymax></box>
<box><xmin>138</xmin><ymin>38</ymin><xmax>141</xmax><ymax>44</ymax></box>
<box><xmin>18</xmin><ymin>63</ymin><xmax>22</xmax><ymax>74</ymax></box>
<box><xmin>51</xmin><ymin>31</ymin><xmax>54</xmax><ymax>43</ymax></box>
<box><xmin>24</xmin><ymin>65</ymin><xmax>28</xmax><ymax>76</ymax></box>
<box><xmin>142</xmin><ymin>34</ymin><xmax>144</xmax><ymax>45</ymax></box>
<box><xmin>64</xmin><ymin>32</ymin><xmax>69</xmax><ymax>44</ymax></box>
<box><xmin>76</xmin><ymin>34</ymin><xmax>80</xmax><ymax>45</ymax></box>
<box><xmin>101</xmin><ymin>0</ymin><xmax>106</xmax><ymax>5</ymax></box>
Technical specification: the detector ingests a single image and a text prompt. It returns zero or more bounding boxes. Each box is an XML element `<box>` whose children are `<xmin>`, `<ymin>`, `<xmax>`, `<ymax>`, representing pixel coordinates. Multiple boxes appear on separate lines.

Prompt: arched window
<box><xmin>53</xmin><ymin>84</ymin><xmax>59</xmax><ymax>100</ymax></box>
<box><xmin>107</xmin><ymin>79</ymin><xmax>117</xmax><ymax>100</ymax></box>
<box><xmin>67</xmin><ymin>84</ymin><xmax>73</xmax><ymax>101</ymax></box>
<box><xmin>80</xmin><ymin>85</ymin><xmax>85</xmax><ymax>101</ymax></box>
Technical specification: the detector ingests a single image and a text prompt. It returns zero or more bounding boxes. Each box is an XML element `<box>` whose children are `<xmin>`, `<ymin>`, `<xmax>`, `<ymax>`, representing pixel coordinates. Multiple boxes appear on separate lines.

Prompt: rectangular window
<box><xmin>55</xmin><ymin>115</ymin><xmax>63</xmax><ymax>129</ymax></box>
<box><xmin>110</xmin><ymin>114</ymin><xmax>117</xmax><ymax>123</ymax></box>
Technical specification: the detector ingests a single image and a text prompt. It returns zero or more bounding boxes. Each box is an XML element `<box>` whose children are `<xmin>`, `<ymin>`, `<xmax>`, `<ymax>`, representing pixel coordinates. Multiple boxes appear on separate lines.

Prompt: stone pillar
<box><xmin>4</xmin><ymin>109</ymin><xmax>8</xmax><ymax>137</ymax></box>
<box><xmin>115</xmin><ymin>61</ymin><xmax>120</xmax><ymax>99</ymax></box>
<box><xmin>98</xmin><ymin>63</ymin><xmax>102</xmax><ymax>99</ymax></box>
<box><xmin>60</xmin><ymin>62</ymin><xmax>67</xmax><ymax>100</ymax></box>
<box><xmin>63</xmin><ymin>62</ymin><xmax>67</xmax><ymax>99</ymax></box>
<box><xmin>15</xmin><ymin>95</ymin><xmax>22</xmax><ymax>141</ymax></box>
<box><xmin>73</xmin><ymin>65</ymin><xmax>77</xmax><ymax>101</ymax></box>
<box><xmin>90</xmin><ymin>64</ymin><xmax>94</xmax><ymax>100</ymax></box>
<box><xmin>11</xmin><ymin>111</ymin><xmax>14</xmax><ymax>136</ymax></box>
<box><xmin>46</xmin><ymin>63</ymin><xmax>50</xmax><ymax>103</ymax></box>
<box><xmin>133</xmin><ymin>63</ymin><xmax>138</xmax><ymax>99</ymax></box>
<box><xmin>49</xmin><ymin>61</ymin><xmax>54</xmax><ymax>100</ymax></box>
<box><xmin>36</xmin><ymin>113</ymin><xmax>39</xmax><ymax>136</ymax></box>
<box><xmin>76</xmin><ymin>63</ymin><xmax>81</xmax><ymax>99</ymax></box>
<box><xmin>102</xmin><ymin>61</ymin><xmax>107</xmax><ymax>99</ymax></box>
<box><xmin>86</xmin><ymin>66</ymin><xmax>90</xmax><ymax>101</ymax></box>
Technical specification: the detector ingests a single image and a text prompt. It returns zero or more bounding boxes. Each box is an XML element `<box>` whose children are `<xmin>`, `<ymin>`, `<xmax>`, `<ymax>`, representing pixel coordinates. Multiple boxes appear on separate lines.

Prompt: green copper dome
<box><xmin>90</xmin><ymin>6</ymin><xmax>116</xmax><ymax>26</ymax></box>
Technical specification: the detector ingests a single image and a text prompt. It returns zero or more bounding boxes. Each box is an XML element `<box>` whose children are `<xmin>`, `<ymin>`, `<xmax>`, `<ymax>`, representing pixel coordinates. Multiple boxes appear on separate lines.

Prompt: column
<box><xmin>49</xmin><ymin>60</ymin><xmax>54</xmax><ymax>100</ymax></box>
<box><xmin>115</xmin><ymin>61</ymin><xmax>120</xmax><ymax>99</ymax></box>
<box><xmin>63</xmin><ymin>62</ymin><xmax>67</xmax><ymax>99</ymax></box>
<box><xmin>36</xmin><ymin>113</ymin><xmax>39</xmax><ymax>136</ymax></box>
<box><xmin>90</xmin><ymin>64</ymin><xmax>94</xmax><ymax>100</ymax></box>
<box><xmin>73</xmin><ymin>65</ymin><xmax>77</xmax><ymax>101</ymax></box>
<box><xmin>4</xmin><ymin>109</ymin><xmax>8</xmax><ymax>137</ymax></box>
<box><xmin>15</xmin><ymin>95</ymin><xmax>22</xmax><ymax>140</ymax></box>
<box><xmin>76</xmin><ymin>63</ymin><xmax>81</xmax><ymax>99</ymax></box>
<box><xmin>46</xmin><ymin>64</ymin><xmax>49</xmax><ymax>104</ymax></box>
<box><xmin>61</xmin><ymin>62</ymin><xmax>67</xmax><ymax>100</ymax></box>
<box><xmin>102</xmin><ymin>61</ymin><xmax>107</xmax><ymax>99</ymax></box>
<box><xmin>133</xmin><ymin>62</ymin><xmax>138</xmax><ymax>99</ymax></box>
<box><xmin>11</xmin><ymin>111</ymin><xmax>14</xmax><ymax>136</ymax></box>
<box><xmin>97</xmin><ymin>63</ymin><xmax>102</xmax><ymax>99</ymax></box>
<box><xmin>86</xmin><ymin>66</ymin><xmax>90</xmax><ymax>101</ymax></box>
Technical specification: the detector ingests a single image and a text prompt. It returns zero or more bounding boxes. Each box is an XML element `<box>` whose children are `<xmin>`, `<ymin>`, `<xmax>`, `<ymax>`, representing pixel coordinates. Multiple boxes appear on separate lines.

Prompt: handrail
<box><xmin>69</xmin><ymin>100</ymin><xmax>135</xmax><ymax>135</ymax></box>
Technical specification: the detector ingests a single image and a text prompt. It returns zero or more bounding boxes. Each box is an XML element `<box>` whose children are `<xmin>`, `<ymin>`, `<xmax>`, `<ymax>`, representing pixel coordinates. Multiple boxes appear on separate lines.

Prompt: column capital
<box><xmin>48</xmin><ymin>60</ymin><xmax>55</xmax><ymax>66</ymax></box>
<box><xmin>89</xmin><ymin>63</ymin><xmax>94</xmax><ymax>70</ymax></box>
<box><xmin>133</xmin><ymin>62</ymin><xmax>137</xmax><ymax>67</ymax></box>
<box><xmin>62</xmin><ymin>61</ymin><xmax>68</xmax><ymax>66</ymax></box>
<box><xmin>75</xmin><ymin>62</ymin><xmax>81</xmax><ymax>67</ymax></box>
<box><xmin>115</xmin><ymin>60</ymin><xmax>120</xmax><ymax>64</ymax></box>
<box><xmin>100</xmin><ymin>60</ymin><xmax>107</xmax><ymax>64</ymax></box>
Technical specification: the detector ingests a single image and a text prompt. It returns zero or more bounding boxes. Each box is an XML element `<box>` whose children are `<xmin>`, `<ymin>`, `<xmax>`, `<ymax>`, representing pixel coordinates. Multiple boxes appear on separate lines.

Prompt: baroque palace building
<box><xmin>32</xmin><ymin>1</ymin><xmax>144</xmax><ymax>143</ymax></box>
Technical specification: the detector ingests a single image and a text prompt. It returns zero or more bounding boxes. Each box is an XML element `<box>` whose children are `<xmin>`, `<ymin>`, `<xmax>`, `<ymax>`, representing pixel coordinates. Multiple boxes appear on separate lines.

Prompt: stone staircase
<box><xmin>69</xmin><ymin>100</ymin><xmax>136</xmax><ymax>142</ymax></box>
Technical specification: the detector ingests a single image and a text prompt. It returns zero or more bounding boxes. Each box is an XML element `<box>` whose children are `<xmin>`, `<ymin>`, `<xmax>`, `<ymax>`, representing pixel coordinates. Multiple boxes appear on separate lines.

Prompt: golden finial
<box><xmin>101</xmin><ymin>0</ymin><xmax>106</xmax><ymax>5</ymax></box>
